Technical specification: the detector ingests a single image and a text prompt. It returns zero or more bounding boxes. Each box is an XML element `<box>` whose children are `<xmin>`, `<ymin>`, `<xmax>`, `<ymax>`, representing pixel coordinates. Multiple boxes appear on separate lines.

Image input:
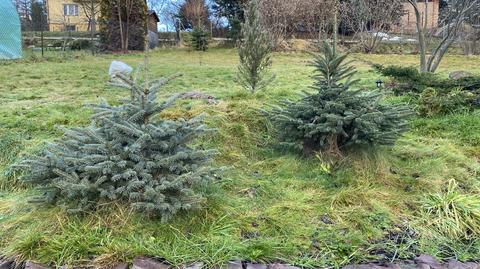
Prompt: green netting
<box><xmin>0</xmin><ymin>1</ymin><xmax>22</xmax><ymax>59</ymax></box>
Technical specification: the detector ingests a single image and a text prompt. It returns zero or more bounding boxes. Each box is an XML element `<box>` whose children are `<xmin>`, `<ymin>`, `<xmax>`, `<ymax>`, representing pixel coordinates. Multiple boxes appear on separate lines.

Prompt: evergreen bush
<box><xmin>374</xmin><ymin>64</ymin><xmax>480</xmax><ymax>95</ymax></box>
<box><xmin>237</xmin><ymin>0</ymin><xmax>274</xmax><ymax>92</ymax></box>
<box><xmin>417</xmin><ymin>88</ymin><xmax>473</xmax><ymax>117</ymax></box>
<box><xmin>17</xmin><ymin>72</ymin><xmax>216</xmax><ymax>221</ymax></box>
<box><xmin>374</xmin><ymin>64</ymin><xmax>480</xmax><ymax>114</ymax></box>
<box><xmin>268</xmin><ymin>42</ymin><xmax>412</xmax><ymax>156</ymax></box>
<box><xmin>190</xmin><ymin>27</ymin><xmax>209</xmax><ymax>51</ymax></box>
<box><xmin>70</xmin><ymin>39</ymin><xmax>92</xmax><ymax>51</ymax></box>
<box><xmin>373</xmin><ymin>65</ymin><xmax>435</xmax><ymax>94</ymax></box>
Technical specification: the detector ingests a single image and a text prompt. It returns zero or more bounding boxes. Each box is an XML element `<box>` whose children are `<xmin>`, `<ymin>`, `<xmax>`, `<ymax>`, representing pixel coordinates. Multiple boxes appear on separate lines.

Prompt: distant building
<box><xmin>44</xmin><ymin>0</ymin><xmax>160</xmax><ymax>35</ymax></box>
<box><xmin>147</xmin><ymin>10</ymin><xmax>160</xmax><ymax>49</ymax></box>
<box><xmin>394</xmin><ymin>0</ymin><xmax>440</xmax><ymax>33</ymax></box>
<box><xmin>45</xmin><ymin>0</ymin><xmax>92</xmax><ymax>32</ymax></box>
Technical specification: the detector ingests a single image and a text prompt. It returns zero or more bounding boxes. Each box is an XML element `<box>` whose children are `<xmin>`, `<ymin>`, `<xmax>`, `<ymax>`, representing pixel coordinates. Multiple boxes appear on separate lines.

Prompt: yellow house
<box><xmin>44</xmin><ymin>0</ymin><xmax>158</xmax><ymax>33</ymax></box>
<box><xmin>45</xmin><ymin>0</ymin><xmax>93</xmax><ymax>32</ymax></box>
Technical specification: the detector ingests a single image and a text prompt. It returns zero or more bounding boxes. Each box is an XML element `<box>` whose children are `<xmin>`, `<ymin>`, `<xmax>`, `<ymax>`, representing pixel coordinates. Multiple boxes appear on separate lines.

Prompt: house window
<box><xmin>65</xmin><ymin>25</ymin><xmax>76</xmax><ymax>32</ymax></box>
<box><xmin>64</xmin><ymin>4</ymin><xmax>79</xmax><ymax>16</ymax></box>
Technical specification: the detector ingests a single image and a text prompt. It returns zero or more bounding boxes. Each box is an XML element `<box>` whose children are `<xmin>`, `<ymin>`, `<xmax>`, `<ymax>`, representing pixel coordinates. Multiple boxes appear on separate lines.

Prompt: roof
<box><xmin>148</xmin><ymin>10</ymin><xmax>160</xmax><ymax>22</ymax></box>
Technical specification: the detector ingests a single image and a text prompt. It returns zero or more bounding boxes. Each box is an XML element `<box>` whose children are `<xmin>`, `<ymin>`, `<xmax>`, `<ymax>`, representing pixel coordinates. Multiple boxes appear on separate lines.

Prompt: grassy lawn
<box><xmin>0</xmin><ymin>48</ymin><xmax>479</xmax><ymax>268</ymax></box>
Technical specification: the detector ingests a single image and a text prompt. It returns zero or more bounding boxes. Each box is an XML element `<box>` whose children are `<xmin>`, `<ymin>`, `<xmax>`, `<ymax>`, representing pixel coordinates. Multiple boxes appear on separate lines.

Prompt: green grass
<box><xmin>0</xmin><ymin>48</ymin><xmax>479</xmax><ymax>268</ymax></box>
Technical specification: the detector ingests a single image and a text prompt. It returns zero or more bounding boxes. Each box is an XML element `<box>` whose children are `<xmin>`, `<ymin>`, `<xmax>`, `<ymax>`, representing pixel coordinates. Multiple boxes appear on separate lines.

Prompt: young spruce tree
<box><xmin>18</xmin><ymin>70</ymin><xmax>216</xmax><ymax>221</ymax></box>
<box><xmin>190</xmin><ymin>26</ymin><xmax>209</xmax><ymax>51</ymax></box>
<box><xmin>269</xmin><ymin>42</ymin><xmax>412</xmax><ymax>156</ymax></box>
<box><xmin>237</xmin><ymin>0</ymin><xmax>274</xmax><ymax>92</ymax></box>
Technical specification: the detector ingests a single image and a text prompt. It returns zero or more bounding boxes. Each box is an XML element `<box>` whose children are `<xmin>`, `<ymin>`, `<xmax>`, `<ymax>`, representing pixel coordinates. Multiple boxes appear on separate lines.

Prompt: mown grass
<box><xmin>0</xmin><ymin>48</ymin><xmax>479</xmax><ymax>268</ymax></box>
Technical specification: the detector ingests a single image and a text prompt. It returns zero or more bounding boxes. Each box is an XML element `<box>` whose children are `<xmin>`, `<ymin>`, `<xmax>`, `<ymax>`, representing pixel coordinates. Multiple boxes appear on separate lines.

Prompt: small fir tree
<box><xmin>237</xmin><ymin>0</ymin><xmax>274</xmax><ymax>92</ymax></box>
<box><xmin>190</xmin><ymin>26</ymin><xmax>209</xmax><ymax>51</ymax></box>
<box><xmin>17</xmin><ymin>72</ymin><xmax>216</xmax><ymax>221</ymax></box>
<box><xmin>269</xmin><ymin>42</ymin><xmax>412</xmax><ymax>156</ymax></box>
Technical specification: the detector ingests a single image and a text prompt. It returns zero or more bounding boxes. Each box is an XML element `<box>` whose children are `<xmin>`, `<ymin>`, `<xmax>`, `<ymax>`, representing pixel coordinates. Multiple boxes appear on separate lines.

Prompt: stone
<box><xmin>25</xmin><ymin>261</ymin><xmax>50</xmax><ymax>269</ymax></box>
<box><xmin>184</xmin><ymin>262</ymin><xmax>204</xmax><ymax>269</ymax></box>
<box><xmin>245</xmin><ymin>264</ymin><xmax>267</xmax><ymax>269</ymax></box>
<box><xmin>180</xmin><ymin>91</ymin><xmax>217</xmax><ymax>105</ymax></box>
<box><xmin>222</xmin><ymin>261</ymin><xmax>243</xmax><ymax>269</ymax></box>
<box><xmin>320</xmin><ymin>215</ymin><xmax>335</xmax><ymax>225</ymax></box>
<box><xmin>449</xmin><ymin>71</ymin><xmax>474</xmax><ymax>80</ymax></box>
<box><xmin>446</xmin><ymin>260</ymin><xmax>464</xmax><ymax>269</ymax></box>
<box><xmin>0</xmin><ymin>260</ymin><xmax>14</xmax><ymax>269</ymax></box>
<box><xmin>111</xmin><ymin>262</ymin><xmax>129</xmax><ymax>269</ymax></box>
<box><xmin>415</xmin><ymin>255</ymin><xmax>443</xmax><ymax>269</ymax></box>
<box><xmin>465</xmin><ymin>263</ymin><xmax>480</xmax><ymax>269</ymax></box>
<box><xmin>385</xmin><ymin>264</ymin><xmax>402</xmax><ymax>269</ymax></box>
<box><xmin>342</xmin><ymin>264</ymin><xmax>384</xmax><ymax>269</ymax></box>
<box><xmin>132</xmin><ymin>257</ymin><xmax>170</xmax><ymax>269</ymax></box>
<box><xmin>268</xmin><ymin>263</ymin><xmax>300</xmax><ymax>269</ymax></box>
<box><xmin>396</xmin><ymin>263</ymin><xmax>419</xmax><ymax>269</ymax></box>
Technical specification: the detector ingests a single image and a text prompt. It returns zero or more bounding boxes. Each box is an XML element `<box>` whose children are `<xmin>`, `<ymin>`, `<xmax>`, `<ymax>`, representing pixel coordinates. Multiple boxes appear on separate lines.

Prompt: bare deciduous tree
<box><xmin>407</xmin><ymin>0</ymin><xmax>480</xmax><ymax>73</ymax></box>
<box><xmin>259</xmin><ymin>0</ymin><xmax>336</xmax><ymax>45</ymax></box>
<box><xmin>179</xmin><ymin>0</ymin><xmax>210</xmax><ymax>29</ymax></box>
<box><xmin>73</xmin><ymin>0</ymin><xmax>100</xmax><ymax>32</ymax></box>
<box><xmin>340</xmin><ymin>0</ymin><xmax>404</xmax><ymax>53</ymax></box>
<box><xmin>73</xmin><ymin>0</ymin><xmax>100</xmax><ymax>54</ymax></box>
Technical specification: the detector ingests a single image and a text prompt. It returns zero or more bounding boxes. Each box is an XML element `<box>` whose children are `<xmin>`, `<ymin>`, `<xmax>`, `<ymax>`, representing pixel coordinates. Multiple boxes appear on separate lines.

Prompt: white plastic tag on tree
<box><xmin>109</xmin><ymin>61</ymin><xmax>133</xmax><ymax>78</ymax></box>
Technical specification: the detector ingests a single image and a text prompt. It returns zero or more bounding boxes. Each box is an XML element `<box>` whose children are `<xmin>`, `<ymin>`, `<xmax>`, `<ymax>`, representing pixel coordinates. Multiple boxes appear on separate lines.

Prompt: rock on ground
<box><xmin>449</xmin><ymin>71</ymin><xmax>474</xmax><ymax>80</ymax></box>
<box><xmin>132</xmin><ymin>257</ymin><xmax>170</xmax><ymax>269</ymax></box>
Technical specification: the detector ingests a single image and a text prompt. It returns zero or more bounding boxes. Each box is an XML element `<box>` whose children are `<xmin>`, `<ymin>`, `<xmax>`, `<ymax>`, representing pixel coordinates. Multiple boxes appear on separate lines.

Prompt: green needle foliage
<box><xmin>237</xmin><ymin>0</ymin><xmax>274</xmax><ymax>93</ymax></box>
<box><xmin>190</xmin><ymin>27</ymin><xmax>209</xmax><ymax>51</ymax></box>
<box><xmin>269</xmin><ymin>42</ymin><xmax>412</xmax><ymax>156</ymax></box>
<box><xmin>422</xmin><ymin>179</ymin><xmax>480</xmax><ymax>240</ymax></box>
<box><xmin>16</xmin><ymin>71</ymin><xmax>216</xmax><ymax>221</ymax></box>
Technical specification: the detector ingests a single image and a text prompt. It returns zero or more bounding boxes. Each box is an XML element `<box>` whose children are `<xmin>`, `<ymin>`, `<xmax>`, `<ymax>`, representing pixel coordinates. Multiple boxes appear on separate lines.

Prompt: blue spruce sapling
<box><xmin>17</xmin><ymin>71</ymin><xmax>216</xmax><ymax>221</ymax></box>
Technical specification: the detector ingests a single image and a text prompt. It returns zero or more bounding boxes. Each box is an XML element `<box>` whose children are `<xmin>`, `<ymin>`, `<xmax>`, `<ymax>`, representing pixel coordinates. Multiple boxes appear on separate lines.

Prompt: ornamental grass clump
<box><xmin>17</xmin><ymin>72</ymin><xmax>216</xmax><ymax>221</ymax></box>
<box><xmin>268</xmin><ymin>42</ymin><xmax>412</xmax><ymax>156</ymax></box>
<box><xmin>422</xmin><ymin>179</ymin><xmax>480</xmax><ymax>240</ymax></box>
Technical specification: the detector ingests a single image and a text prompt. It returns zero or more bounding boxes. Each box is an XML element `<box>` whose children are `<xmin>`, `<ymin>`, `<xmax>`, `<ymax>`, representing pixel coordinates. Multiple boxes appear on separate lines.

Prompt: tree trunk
<box><xmin>333</xmin><ymin>1</ymin><xmax>338</xmax><ymax>54</ymax></box>
<box><xmin>409</xmin><ymin>0</ymin><xmax>428</xmax><ymax>73</ymax></box>
<box><xmin>116</xmin><ymin>0</ymin><xmax>125</xmax><ymax>52</ymax></box>
<box><xmin>90</xmin><ymin>0</ymin><xmax>96</xmax><ymax>55</ymax></box>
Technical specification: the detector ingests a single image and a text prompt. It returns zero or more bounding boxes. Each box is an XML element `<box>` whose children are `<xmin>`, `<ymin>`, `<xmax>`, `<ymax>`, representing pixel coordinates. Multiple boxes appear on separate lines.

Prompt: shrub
<box><xmin>375</xmin><ymin>64</ymin><xmax>480</xmax><ymax>115</ymax></box>
<box><xmin>16</xmin><ymin>72</ymin><xmax>216</xmax><ymax>221</ymax></box>
<box><xmin>70</xmin><ymin>39</ymin><xmax>92</xmax><ymax>50</ymax></box>
<box><xmin>51</xmin><ymin>40</ymin><xmax>65</xmax><ymax>48</ymax></box>
<box><xmin>373</xmin><ymin>65</ymin><xmax>436</xmax><ymax>94</ymax></box>
<box><xmin>374</xmin><ymin>64</ymin><xmax>480</xmax><ymax>95</ymax></box>
<box><xmin>422</xmin><ymin>179</ymin><xmax>480</xmax><ymax>240</ymax></box>
<box><xmin>190</xmin><ymin>27</ymin><xmax>209</xmax><ymax>51</ymax></box>
<box><xmin>268</xmin><ymin>42</ymin><xmax>412</xmax><ymax>156</ymax></box>
<box><xmin>227</xmin><ymin>18</ymin><xmax>242</xmax><ymax>44</ymax></box>
<box><xmin>417</xmin><ymin>88</ymin><xmax>473</xmax><ymax>117</ymax></box>
<box><xmin>237</xmin><ymin>0</ymin><xmax>274</xmax><ymax>92</ymax></box>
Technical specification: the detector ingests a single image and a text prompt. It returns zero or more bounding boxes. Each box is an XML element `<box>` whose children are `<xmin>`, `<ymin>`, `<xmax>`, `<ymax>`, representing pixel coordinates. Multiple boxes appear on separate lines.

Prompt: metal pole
<box><xmin>41</xmin><ymin>1</ymin><xmax>44</xmax><ymax>57</ymax></box>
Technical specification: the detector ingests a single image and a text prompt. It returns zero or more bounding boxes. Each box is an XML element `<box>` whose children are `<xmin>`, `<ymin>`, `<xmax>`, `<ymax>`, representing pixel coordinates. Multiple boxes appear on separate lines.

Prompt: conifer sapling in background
<box><xmin>190</xmin><ymin>26</ymin><xmax>209</xmax><ymax>52</ymax></box>
<box><xmin>17</xmin><ymin>69</ymin><xmax>216</xmax><ymax>222</ymax></box>
<box><xmin>237</xmin><ymin>0</ymin><xmax>275</xmax><ymax>93</ymax></box>
<box><xmin>269</xmin><ymin>42</ymin><xmax>412</xmax><ymax>156</ymax></box>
